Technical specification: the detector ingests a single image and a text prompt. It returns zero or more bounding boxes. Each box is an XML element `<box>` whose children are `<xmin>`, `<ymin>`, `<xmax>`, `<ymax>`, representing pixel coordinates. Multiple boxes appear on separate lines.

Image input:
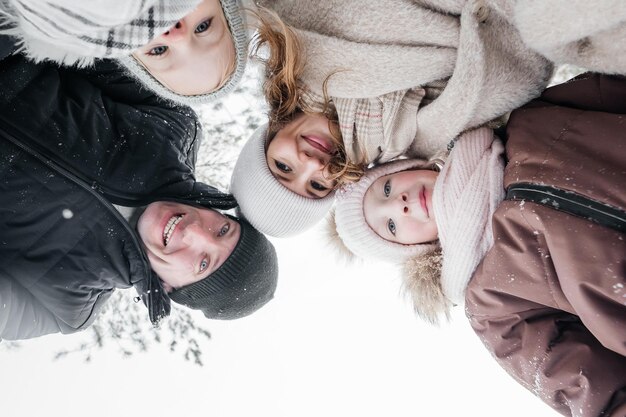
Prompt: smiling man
<box><xmin>0</xmin><ymin>37</ymin><xmax>278</xmax><ymax>341</ymax></box>
<box><xmin>136</xmin><ymin>201</ymin><xmax>277</xmax><ymax>319</ymax></box>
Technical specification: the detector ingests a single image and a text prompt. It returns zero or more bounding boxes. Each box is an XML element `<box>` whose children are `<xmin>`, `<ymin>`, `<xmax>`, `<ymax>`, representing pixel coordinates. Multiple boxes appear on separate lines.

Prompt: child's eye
<box><xmin>218</xmin><ymin>223</ymin><xmax>230</xmax><ymax>237</ymax></box>
<box><xmin>275</xmin><ymin>161</ymin><xmax>292</xmax><ymax>173</ymax></box>
<box><xmin>148</xmin><ymin>45</ymin><xmax>168</xmax><ymax>56</ymax></box>
<box><xmin>310</xmin><ymin>181</ymin><xmax>328</xmax><ymax>192</ymax></box>
<box><xmin>387</xmin><ymin>218</ymin><xmax>396</xmax><ymax>236</ymax></box>
<box><xmin>383</xmin><ymin>179</ymin><xmax>391</xmax><ymax>197</ymax></box>
<box><xmin>195</xmin><ymin>18</ymin><xmax>212</xmax><ymax>34</ymax></box>
<box><xmin>199</xmin><ymin>258</ymin><xmax>209</xmax><ymax>273</ymax></box>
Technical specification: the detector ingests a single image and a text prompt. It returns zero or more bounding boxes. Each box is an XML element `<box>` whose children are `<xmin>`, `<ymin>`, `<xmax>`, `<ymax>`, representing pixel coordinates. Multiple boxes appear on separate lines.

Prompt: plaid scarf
<box><xmin>1</xmin><ymin>0</ymin><xmax>201</xmax><ymax>65</ymax></box>
<box><xmin>304</xmin><ymin>86</ymin><xmax>433</xmax><ymax>166</ymax></box>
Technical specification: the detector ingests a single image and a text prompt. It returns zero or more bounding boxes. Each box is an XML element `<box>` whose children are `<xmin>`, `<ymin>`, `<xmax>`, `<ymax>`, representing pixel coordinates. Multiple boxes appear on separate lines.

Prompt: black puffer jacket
<box><xmin>0</xmin><ymin>38</ymin><xmax>236</xmax><ymax>340</ymax></box>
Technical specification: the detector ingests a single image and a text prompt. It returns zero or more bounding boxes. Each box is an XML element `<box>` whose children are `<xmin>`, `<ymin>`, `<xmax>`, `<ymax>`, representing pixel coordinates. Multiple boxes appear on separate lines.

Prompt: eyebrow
<box><xmin>274</xmin><ymin>172</ymin><xmax>291</xmax><ymax>183</ymax></box>
<box><xmin>271</xmin><ymin>161</ymin><xmax>327</xmax><ymax>199</ymax></box>
<box><xmin>306</xmin><ymin>189</ymin><xmax>322</xmax><ymax>198</ymax></box>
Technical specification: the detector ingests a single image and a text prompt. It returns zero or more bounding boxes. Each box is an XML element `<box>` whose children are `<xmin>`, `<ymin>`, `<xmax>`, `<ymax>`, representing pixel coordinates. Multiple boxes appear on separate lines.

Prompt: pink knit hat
<box><xmin>333</xmin><ymin>158</ymin><xmax>441</xmax><ymax>263</ymax></box>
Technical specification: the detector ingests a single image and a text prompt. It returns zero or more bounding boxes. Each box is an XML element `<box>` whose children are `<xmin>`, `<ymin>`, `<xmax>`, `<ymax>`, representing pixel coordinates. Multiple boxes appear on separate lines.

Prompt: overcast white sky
<box><xmin>0</xmin><ymin>227</ymin><xmax>558</xmax><ymax>417</ymax></box>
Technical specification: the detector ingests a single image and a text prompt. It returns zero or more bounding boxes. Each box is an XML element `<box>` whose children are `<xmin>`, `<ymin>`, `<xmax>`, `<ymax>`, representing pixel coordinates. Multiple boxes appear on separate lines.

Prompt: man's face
<box><xmin>137</xmin><ymin>202</ymin><xmax>240</xmax><ymax>291</ymax></box>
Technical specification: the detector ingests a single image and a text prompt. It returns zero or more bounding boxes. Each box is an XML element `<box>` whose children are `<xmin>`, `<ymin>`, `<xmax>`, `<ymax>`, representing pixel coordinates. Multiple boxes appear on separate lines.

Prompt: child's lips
<box><xmin>303</xmin><ymin>135</ymin><xmax>333</xmax><ymax>155</ymax></box>
<box><xmin>420</xmin><ymin>187</ymin><xmax>429</xmax><ymax>218</ymax></box>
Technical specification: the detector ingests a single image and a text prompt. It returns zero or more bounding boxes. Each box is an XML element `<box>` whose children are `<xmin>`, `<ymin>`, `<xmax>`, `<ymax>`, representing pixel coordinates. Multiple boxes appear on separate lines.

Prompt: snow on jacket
<box><xmin>0</xmin><ymin>37</ymin><xmax>237</xmax><ymax>340</ymax></box>
<box><xmin>465</xmin><ymin>73</ymin><xmax>626</xmax><ymax>417</ymax></box>
<box><xmin>258</xmin><ymin>0</ymin><xmax>553</xmax><ymax>161</ymax></box>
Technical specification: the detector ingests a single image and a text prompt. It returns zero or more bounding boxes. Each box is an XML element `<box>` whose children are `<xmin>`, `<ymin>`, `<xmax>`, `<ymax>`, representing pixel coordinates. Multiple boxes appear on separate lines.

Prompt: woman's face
<box><xmin>363</xmin><ymin>169</ymin><xmax>439</xmax><ymax>245</ymax></box>
<box><xmin>266</xmin><ymin>113</ymin><xmax>338</xmax><ymax>198</ymax></box>
<box><xmin>137</xmin><ymin>201</ymin><xmax>241</xmax><ymax>291</ymax></box>
<box><xmin>133</xmin><ymin>0</ymin><xmax>235</xmax><ymax>96</ymax></box>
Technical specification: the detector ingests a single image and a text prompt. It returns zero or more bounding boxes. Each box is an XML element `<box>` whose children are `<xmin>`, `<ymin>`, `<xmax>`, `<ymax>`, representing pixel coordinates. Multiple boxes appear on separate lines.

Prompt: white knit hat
<box><xmin>230</xmin><ymin>124</ymin><xmax>335</xmax><ymax>237</ymax></box>
<box><xmin>334</xmin><ymin>158</ymin><xmax>439</xmax><ymax>263</ymax></box>
<box><xmin>118</xmin><ymin>0</ymin><xmax>249</xmax><ymax>106</ymax></box>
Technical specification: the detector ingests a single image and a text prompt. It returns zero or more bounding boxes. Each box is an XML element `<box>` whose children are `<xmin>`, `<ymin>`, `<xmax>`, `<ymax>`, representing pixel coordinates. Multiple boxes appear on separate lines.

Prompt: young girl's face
<box><xmin>133</xmin><ymin>0</ymin><xmax>235</xmax><ymax>96</ymax></box>
<box><xmin>363</xmin><ymin>169</ymin><xmax>439</xmax><ymax>245</ymax></box>
<box><xmin>266</xmin><ymin>112</ymin><xmax>338</xmax><ymax>198</ymax></box>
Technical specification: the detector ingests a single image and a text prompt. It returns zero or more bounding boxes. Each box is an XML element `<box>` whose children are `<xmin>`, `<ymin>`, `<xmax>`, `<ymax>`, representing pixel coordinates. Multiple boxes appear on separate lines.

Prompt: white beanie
<box><xmin>334</xmin><ymin>158</ymin><xmax>439</xmax><ymax>263</ymax></box>
<box><xmin>118</xmin><ymin>0</ymin><xmax>249</xmax><ymax>106</ymax></box>
<box><xmin>230</xmin><ymin>124</ymin><xmax>335</xmax><ymax>237</ymax></box>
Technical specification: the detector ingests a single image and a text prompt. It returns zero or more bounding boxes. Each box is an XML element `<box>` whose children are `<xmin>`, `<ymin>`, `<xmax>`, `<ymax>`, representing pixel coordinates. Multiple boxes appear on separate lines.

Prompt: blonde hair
<box><xmin>250</xmin><ymin>8</ymin><xmax>364</xmax><ymax>187</ymax></box>
<box><xmin>214</xmin><ymin>8</ymin><xmax>237</xmax><ymax>91</ymax></box>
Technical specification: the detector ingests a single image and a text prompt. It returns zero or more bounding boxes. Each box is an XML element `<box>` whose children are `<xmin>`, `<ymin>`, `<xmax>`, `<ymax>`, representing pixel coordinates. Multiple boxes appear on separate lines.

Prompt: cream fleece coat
<box><xmin>492</xmin><ymin>0</ymin><xmax>626</xmax><ymax>75</ymax></box>
<box><xmin>259</xmin><ymin>0</ymin><xmax>553</xmax><ymax>161</ymax></box>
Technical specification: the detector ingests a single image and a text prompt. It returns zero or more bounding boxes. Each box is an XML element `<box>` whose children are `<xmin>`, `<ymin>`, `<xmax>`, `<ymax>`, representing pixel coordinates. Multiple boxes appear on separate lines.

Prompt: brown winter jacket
<box><xmin>465</xmin><ymin>73</ymin><xmax>626</xmax><ymax>417</ymax></box>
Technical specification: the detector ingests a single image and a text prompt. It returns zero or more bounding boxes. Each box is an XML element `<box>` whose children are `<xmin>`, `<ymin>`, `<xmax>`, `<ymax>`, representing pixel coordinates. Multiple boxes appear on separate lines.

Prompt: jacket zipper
<box><xmin>506</xmin><ymin>183</ymin><xmax>625</xmax><ymax>233</ymax></box>
<box><xmin>0</xmin><ymin>129</ymin><xmax>155</xmax><ymax>291</ymax></box>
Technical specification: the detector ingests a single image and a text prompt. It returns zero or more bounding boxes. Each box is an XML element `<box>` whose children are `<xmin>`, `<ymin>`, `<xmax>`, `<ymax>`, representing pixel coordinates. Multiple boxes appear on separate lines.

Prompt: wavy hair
<box><xmin>249</xmin><ymin>8</ymin><xmax>364</xmax><ymax>187</ymax></box>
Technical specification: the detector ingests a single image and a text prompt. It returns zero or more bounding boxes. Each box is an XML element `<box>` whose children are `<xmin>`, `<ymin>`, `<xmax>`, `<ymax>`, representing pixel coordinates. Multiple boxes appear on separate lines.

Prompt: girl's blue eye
<box><xmin>199</xmin><ymin>259</ymin><xmax>209</xmax><ymax>273</ymax></box>
<box><xmin>383</xmin><ymin>179</ymin><xmax>391</xmax><ymax>197</ymax></box>
<box><xmin>195</xmin><ymin>18</ymin><xmax>212</xmax><ymax>34</ymax></box>
<box><xmin>148</xmin><ymin>45</ymin><xmax>168</xmax><ymax>56</ymax></box>
<box><xmin>387</xmin><ymin>218</ymin><xmax>396</xmax><ymax>236</ymax></box>
<box><xmin>219</xmin><ymin>224</ymin><xmax>230</xmax><ymax>237</ymax></box>
<box><xmin>275</xmin><ymin>161</ymin><xmax>292</xmax><ymax>173</ymax></box>
<box><xmin>311</xmin><ymin>181</ymin><xmax>327</xmax><ymax>192</ymax></box>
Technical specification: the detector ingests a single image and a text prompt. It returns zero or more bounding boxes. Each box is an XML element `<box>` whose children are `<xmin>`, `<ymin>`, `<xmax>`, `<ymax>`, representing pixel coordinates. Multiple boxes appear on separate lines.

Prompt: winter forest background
<box><xmin>0</xmin><ymin>62</ymin><xmax>584</xmax><ymax>416</ymax></box>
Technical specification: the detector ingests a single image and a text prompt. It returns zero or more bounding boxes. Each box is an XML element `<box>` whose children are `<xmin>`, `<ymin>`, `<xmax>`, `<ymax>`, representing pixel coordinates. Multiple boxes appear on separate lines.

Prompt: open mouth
<box><xmin>163</xmin><ymin>214</ymin><xmax>184</xmax><ymax>246</ymax></box>
<box><xmin>303</xmin><ymin>135</ymin><xmax>333</xmax><ymax>155</ymax></box>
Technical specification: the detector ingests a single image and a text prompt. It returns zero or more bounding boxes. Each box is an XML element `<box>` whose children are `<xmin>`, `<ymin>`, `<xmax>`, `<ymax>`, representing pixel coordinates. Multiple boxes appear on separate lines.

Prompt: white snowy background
<box><xmin>0</xmin><ymin>63</ymin><xmax>585</xmax><ymax>417</ymax></box>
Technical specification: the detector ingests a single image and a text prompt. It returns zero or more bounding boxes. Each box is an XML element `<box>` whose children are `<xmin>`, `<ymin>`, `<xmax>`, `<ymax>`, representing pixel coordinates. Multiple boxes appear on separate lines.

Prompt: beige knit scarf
<box><xmin>432</xmin><ymin>127</ymin><xmax>505</xmax><ymax>305</ymax></box>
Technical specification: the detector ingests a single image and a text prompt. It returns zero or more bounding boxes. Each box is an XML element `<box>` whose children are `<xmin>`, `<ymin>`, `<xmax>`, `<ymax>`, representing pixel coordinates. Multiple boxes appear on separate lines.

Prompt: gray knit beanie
<box><xmin>334</xmin><ymin>158</ymin><xmax>440</xmax><ymax>263</ymax></box>
<box><xmin>230</xmin><ymin>124</ymin><xmax>335</xmax><ymax>237</ymax></box>
<box><xmin>117</xmin><ymin>0</ymin><xmax>249</xmax><ymax>106</ymax></box>
<box><xmin>168</xmin><ymin>217</ymin><xmax>278</xmax><ymax>320</ymax></box>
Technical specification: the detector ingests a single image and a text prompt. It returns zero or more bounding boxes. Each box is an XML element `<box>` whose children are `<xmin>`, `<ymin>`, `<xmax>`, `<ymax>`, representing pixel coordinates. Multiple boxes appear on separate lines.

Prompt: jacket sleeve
<box><xmin>0</xmin><ymin>276</ymin><xmax>63</xmax><ymax>341</ymax></box>
<box><xmin>465</xmin><ymin>206</ymin><xmax>626</xmax><ymax>417</ymax></box>
<box><xmin>0</xmin><ymin>58</ymin><xmax>202</xmax><ymax>199</ymax></box>
<box><xmin>540</xmin><ymin>72</ymin><xmax>626</xmax><ymax>114</ymax></box>
<box><xmin>467</xmin><ymin>300</ymin><xmax>626</xmax><ymax>416</ymax></box>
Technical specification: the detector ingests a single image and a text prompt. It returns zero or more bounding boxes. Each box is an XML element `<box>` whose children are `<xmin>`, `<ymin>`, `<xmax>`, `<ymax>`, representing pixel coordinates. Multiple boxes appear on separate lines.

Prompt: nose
<box><xmin>297</xmin><ymin>150</ymin><xmax>327</xmax><ymax>179</ymax></box>
<box><xmin>162</xmin><ymin>20</ymin><xmax>186</xmax><ymax>41</ymax></box>
<box><xmin>182</xmin><ymin>222</ymin><xmax>217</xmax><ymax>248</ymax></box>
<box><xmin>399</xmin><ymin>193</ymin><xmax>412</xmax><ymax>215</ymax></box>
<box><xmin>300</xmin><ymin>149</ymin><xmax>325</xmax><ymax>167</ymax></box>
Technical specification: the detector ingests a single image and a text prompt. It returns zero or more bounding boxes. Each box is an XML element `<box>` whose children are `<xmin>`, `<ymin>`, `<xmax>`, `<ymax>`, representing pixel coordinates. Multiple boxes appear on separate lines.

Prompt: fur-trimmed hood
<box><xmin>326</xmin><ymin>207</ymin><xmax>451</xmax><ymax>325</ymax></box>
<box><xmin>401</xmin><ymin>248</ymin><xmax>450</xmax><ymax>326</ymax></box>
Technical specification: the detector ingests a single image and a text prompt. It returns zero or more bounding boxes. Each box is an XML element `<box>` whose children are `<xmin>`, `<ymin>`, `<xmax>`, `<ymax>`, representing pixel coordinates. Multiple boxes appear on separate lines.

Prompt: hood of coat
<box><xmin>325</xmin><ymin>206</ymin><xmax>450</xmax><ymax>326</ymax></box>
<box><xmin>401</xmin><ymin>248</ymin><xmax>450</xmax><ymax>326</ymax></box>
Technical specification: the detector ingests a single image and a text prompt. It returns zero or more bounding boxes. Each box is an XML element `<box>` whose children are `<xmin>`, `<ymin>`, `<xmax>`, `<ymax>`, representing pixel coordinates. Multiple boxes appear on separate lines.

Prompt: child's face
<box><xmin>363</xmin><ymin>169</ymin><xmax>438</xmax><ymax>245</ymax></box>
<box><xmin>137</xmin><ymin>201</ymin><xmax>241</xmax><ymax>292</ymax></box>
<box><xmin>133</xmin><ymin>0</ymin><xmax>235</xmax><ymax>96</ymax></box>
<box><xmin>266</xmin><ymin>113</ymin><xmax>338</xmax><ymax>198</ymax></box>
